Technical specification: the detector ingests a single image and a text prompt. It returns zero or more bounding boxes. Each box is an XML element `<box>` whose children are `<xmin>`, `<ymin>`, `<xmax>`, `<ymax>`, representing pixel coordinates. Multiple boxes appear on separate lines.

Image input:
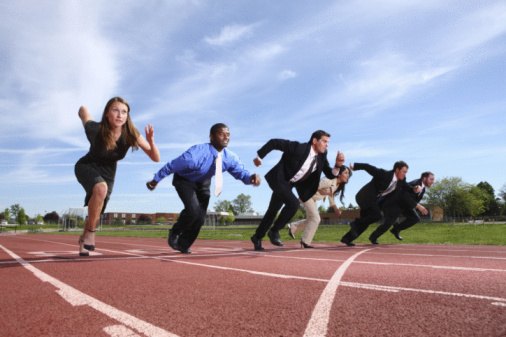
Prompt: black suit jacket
<box><xmin>395</xmin><ymin>178</ymin><xmax>424</xmax><ymax>209</ymax></box>
<box><xmin>354</xmin><ymin>163</ymin><xmax>408</xmax><ymax>209</ymax></box>
<box><xmin>257</xmin><ymin>139</ymin><xmax>336</xmax><ymax>202</ymax></box>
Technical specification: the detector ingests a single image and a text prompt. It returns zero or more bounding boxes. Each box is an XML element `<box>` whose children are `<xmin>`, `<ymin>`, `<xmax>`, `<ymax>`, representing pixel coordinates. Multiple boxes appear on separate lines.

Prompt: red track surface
<box><xmin>0</xmin><ymin>234</ymin><xmax>505</xmax><ymax>336</ymax></box>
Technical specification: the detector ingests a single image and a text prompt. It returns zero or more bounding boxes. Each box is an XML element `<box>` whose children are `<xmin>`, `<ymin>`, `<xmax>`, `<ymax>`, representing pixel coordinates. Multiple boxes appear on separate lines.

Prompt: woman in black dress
<box><xmin>75</xmin><ymin>97</ymin><xmax>160</xmax><ymax>256</ymax></box>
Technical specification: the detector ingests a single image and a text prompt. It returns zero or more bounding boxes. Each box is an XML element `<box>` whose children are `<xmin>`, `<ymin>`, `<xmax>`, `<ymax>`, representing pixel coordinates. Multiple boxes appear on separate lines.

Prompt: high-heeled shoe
<box><xmin>83</xmin><ymin>230</ymin><xmax>96</xmax><ymax>251</ymax></box>
<box><xmin>300</xmin><ymin>241</ymin><xmax>314</xmax><ymax>249</ymax></box>
<box><xmin>78</xmin><ymin>235</ymin><xmax>89</xmax><ymax>256</ymax></box>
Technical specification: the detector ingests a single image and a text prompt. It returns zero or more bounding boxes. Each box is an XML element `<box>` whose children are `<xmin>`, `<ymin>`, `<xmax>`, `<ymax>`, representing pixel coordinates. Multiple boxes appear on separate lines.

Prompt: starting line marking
<box><xmin>27</xmin><ymin>251</ymin><xmax>103</xmax><ymax>257</ymax></box>
<box><xmin>0</xmin><ymin>243</ymin><xmax>179</xmax><ymax>337</ymax></box>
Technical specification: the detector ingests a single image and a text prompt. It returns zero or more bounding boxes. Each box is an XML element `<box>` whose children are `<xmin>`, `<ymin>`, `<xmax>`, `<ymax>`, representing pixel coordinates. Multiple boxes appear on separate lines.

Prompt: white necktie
<box><xmin>214</xmin><ymin>152</ymin><xmax>223</xmax><ymax>197</ymax></box>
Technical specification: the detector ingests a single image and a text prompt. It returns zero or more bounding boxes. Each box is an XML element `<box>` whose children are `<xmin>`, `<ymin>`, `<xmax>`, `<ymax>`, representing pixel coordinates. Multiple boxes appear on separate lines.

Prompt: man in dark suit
<box><xmin>372</xmin><ymin>171</ymin><xmax>434</xmax><ymax>242</ymax></box>
<box><xmin>340</xmin><ymin>161</ymin><xmax>418</xmax><ymax>246</ymax></box>
<box><xmin>251</xmin><ymin>130</ymin><xmax>345</xmax><ymax>251</ymax></box>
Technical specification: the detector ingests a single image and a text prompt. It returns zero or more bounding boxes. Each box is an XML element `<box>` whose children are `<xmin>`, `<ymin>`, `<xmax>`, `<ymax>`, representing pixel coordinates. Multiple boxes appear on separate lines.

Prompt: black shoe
<box><xmin>390</xmin><ymin>228</ymin><xmax>403</xmax><ymax>241</ymax></box>
<box><xmin>300</xmin><ymin>241</ymin><xmax>314</xmax><ymax>249</ymax></box>
<box><xmin>369</xmin><ymin>237</ymin><xmax>379</xmax><ymax>245</ymax></box>
<box><xmin>168</xmin><ymin>230</ymin><xmax>180</xmax><ymax>250</ymax></box>
<box><xmin>340</xmin><ymin>237</ymin><xmax>355</xmax><ymax>247</ymax></box>
<box><xmin>180</xmin><ymin>248</ymin><xmax>191</xmax><ymax>254</ymax></box>
<box><xmin>251</xmin><ymin>235</ymin><xmax>264</xmax><ymax>251</ymax></box>
<box><xmin>268</xmin><ymin>230</ymin><xmax>283</xmax><ymax>247</ymax></box>
<box><xmin>79</xmin><ymin>252</ymin><xmax>89</xmax><ymax>257</ymax></box>
<box><xmin>288</xmin><ymin>225</ymin><xmax>295</xmax><ymax>239</ymax></box>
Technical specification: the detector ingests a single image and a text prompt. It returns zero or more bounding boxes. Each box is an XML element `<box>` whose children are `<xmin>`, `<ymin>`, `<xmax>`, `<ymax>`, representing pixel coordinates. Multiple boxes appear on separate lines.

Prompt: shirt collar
<box><xmin>309</xmin><ymin>146</ymin><xmax>317</xmax><ymax>158</ymax></box>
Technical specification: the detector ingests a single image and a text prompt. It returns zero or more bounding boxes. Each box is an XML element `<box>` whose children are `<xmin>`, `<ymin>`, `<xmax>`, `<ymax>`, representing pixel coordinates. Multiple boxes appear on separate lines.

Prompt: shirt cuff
<box><xmin>332</xmin><ymin>167</ymin><xmax>340</xmax><ymax>175</ymax></box>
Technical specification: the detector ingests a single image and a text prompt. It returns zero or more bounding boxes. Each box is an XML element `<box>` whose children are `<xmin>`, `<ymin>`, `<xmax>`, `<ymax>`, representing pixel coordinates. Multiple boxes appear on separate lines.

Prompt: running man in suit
<box><xmin>251</xmin><ymin>130</ymin><xmax>345</xmax><ymax>251</ymax></box>
<box><xmin>372</xmin><ymin>171</ymin><xmax>434</xmax><ymax>242</ymax></box>
<box><xmin>340</xmin><ymin>161</ymin><xmax>421</xmax><ymax>246</ymax></box>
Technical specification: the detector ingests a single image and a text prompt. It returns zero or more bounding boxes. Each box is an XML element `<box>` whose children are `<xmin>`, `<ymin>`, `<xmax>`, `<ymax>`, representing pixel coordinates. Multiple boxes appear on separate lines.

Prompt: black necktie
<box><xmin>299</xmin><ymin>156</ymin><xmax>317</xmax><ymax>182</ymax></box>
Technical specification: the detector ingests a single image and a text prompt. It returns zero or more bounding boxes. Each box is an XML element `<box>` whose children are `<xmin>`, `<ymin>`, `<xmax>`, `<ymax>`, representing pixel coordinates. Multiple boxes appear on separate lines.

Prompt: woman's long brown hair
<box><xmin>99</xmin><ymin>97</ymin><xmax>140</xmax><ymax>151</ymax></box>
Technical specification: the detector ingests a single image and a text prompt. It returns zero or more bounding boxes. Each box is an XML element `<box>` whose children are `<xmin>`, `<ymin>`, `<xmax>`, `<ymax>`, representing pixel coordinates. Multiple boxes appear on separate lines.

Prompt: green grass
<box><xmin>41</xmin><ymin>222</ymin><xmax>506</xmax><ymax>245</ymax></box>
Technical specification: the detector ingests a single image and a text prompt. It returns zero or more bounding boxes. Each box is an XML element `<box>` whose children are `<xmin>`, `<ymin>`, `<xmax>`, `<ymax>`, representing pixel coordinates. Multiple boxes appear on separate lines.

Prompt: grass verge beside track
<box><xmin>43</xmin><ymin>222</ymin><xmax>506</xmax><ymax>245</ymax></box>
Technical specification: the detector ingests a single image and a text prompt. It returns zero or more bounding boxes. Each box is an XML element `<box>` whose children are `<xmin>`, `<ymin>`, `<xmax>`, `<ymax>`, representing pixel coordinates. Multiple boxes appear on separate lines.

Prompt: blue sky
<box><xmin>1</xmin><ymin>0</ymin><xmax>505</xmax><ymax>218</ymax></box>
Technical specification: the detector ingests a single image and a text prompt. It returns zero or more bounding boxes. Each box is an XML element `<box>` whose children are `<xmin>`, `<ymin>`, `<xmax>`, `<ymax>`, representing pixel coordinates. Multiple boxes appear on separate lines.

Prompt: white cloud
<box><xmin>278</xmin><ymin>70</ymin><xmax>297</xmax><ymax>81</ymax></box>
<box><xmin>204</xmin><ymin>24</ymin><xmax>256</xmax><ymax>46</ymax></box>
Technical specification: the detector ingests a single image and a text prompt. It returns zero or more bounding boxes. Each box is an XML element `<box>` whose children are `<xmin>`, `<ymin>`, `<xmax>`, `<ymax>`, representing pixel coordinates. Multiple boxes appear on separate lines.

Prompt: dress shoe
<box><xmin>300</xmin><ymin>241</ymin><xmax>314</xmax><ymax>248</ymax></box>
<box><xmin>250</xmin><ymin>235</ymin><xmax>264</xmax><ymax>251</ymax></box>
<box><xmin>168</xmin><ymin>229</ymin><xmax>180</xmax><ymax>250</ymax></box>
<box><xmin>83</xmin><ymin>230</ymin><xmax>95</xmax><ymax>251</ymax></box>
<box><xmin>268</xmin><ymin>230</ymin><xmax>283</xmax><ymax>247</ymax></box>
<box><xmin>288</xmin><ymin>224</ymin><xmax>295</xmax><ymax>239</ymax></box>
<box><xmin>369</xmin><ymin>237</ymin><xmax>379</xmax><ymax>244</ymax></box>
<box><xmin>340</xmin><ymin>237</ymin><xmax>355</xmax><ymax>247</ymax></box>
<box><xmin>390</xmin><ymin>228</ymin><xmax>403</xmax><ymax>241</ymax></box>
<box><xmin>180</xmin><ymin>248</ymin><xmax>191</xmax><ymax>254</ymax></box>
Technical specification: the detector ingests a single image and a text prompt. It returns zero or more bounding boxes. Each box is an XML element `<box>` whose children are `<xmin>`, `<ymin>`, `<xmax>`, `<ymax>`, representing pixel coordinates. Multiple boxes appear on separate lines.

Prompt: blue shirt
<box><xmin>153</xmin><ymin>143</ymin><xmax>253</xmax><ymax>185</ymax></box>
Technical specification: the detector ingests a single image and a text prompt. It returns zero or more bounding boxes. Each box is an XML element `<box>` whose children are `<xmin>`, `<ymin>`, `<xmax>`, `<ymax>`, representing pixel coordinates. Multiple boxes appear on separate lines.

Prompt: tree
<box><xmin>1</xmin><ymin>208</ymin><xmax>9</xmax><ymax>222</ymax></box>
<box><xmin>232</xmin><ymin>194</ymin><xmax>254</xmax><ymax>215</ymax></box>
<box><xmin>36</xmin><ymin>215</ymin><xmax>44</xmax><ymax>223</ymax></box>
<box><xmin>327</xmin><ymin>206</ymin><xmax>335</xmax><ymax>213</ymax></box>
<box><xmin>10</xmin><ymin>204</ymin><xmax>21</xmax><ymax>222</ymax></box>
<box><xmin>500</xmin><ymin>183</ymin><xmax>506</xmax><ymax>203</ymax></box>
<box><xmin>425</xmin><ymin>177</ymin><xmax>484</xmax><ymax>218</ymax></box>
<box><xmin>16</xmin><ymin>208</ymin><xmax>27</xmax><ymax>225</ymax></box>
<box><xmin>318</xmin><ymin>205</ymin><xmax>327</xmax><ymax>214</ymax></box>
<box><xmin>156</xmin><ymin>216</ymin><xmax>167</xmax><ymax>224</ymax></box>
<box><xmin>44</xmin><ymin>211</ymin><xmax>60</xmax><ymax>224</ymax></box>
<box><xmin>214</xmin><ymin>200</ymin><xmax>234</xmax><ymax>213</ymax></box>
<box><xmin>476</xmin><ymin>181</ymin><xmax>500</xmax><ymax>216</ymax></box>
<box><xmin>137</xmin><ymin>214</ymin><xmax>152</xmax><ymax>224</ymax></box>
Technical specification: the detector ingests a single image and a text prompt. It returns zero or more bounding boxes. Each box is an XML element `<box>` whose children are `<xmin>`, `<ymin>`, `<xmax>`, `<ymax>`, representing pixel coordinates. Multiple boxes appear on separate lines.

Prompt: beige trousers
<box><xmin>288</xmin><ymin>198</ymin><xmax>321</xmax><ymax>244</ymax></box>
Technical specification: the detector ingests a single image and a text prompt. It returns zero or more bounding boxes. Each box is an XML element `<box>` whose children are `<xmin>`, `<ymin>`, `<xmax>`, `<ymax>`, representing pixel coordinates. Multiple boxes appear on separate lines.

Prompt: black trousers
<box><xmin>171</xmin><ymin>174</ymin><xmax>211</xmax><ymax>250</ymax></box>
<box><xmin>342</xmin><ymin>193</ymin><xmax>398</xmax><ymax>242</ymax></box>
<box><xmin>255</xmin><ymin>182</ymin><xmax>300</xmax><ymax>239</ymax></box>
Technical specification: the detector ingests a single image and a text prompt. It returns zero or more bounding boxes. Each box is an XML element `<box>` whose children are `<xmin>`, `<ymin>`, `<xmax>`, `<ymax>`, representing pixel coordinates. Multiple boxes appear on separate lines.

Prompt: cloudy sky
<box><xmin>1</xmin><ymin>0</ymin><xmax>505</xmax><ymax>218</ymax></box>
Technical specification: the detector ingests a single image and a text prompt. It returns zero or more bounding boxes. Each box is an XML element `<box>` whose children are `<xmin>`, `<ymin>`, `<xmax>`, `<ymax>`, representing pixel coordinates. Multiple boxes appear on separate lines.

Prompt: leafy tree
<box><xmin>137</xmin><ymin>214</ymin><xmax>152</xmax><ymax>224</ymax></box>
<box><xmin>16</xmin><ymin>208</ymin><xmax>27</xmax><ymax>225</ymax></box>
<box><xmin>499</xmin><ymin>183</ymin><xmax>506</xmax><ymax>203</ymax></box>
<box><xmin>44</xmin><ymin>211</ymin><xmax>60</xmax><ymax>224</ymax></box>
<box><xmin>10</xmin><ymin>204</ymin><xmax>21</xmax><ymax>222</ymax></box>
<box><xmin>0</xmin><ymin>208</ymin><xmax>9</xmax><ymax>222</ymax></box>
<box><xmin>232</xmin><ymin>194</ymin><xmax>254</xmax><ymax>215</ymax></box>
<box><xmin>220</xmin><ymin>213</ymin><xmax>235</xmax><ymax>224</ymax></box>
<box><xmin>425</xmin><ymin>177</ymin><xmax>484</xmax><ymax>218</ymax></box>
<box><xmin>476</xmin><ymin>181</ymin><xmax>500</xmax><ymax>216</ymax></box>
<box><xmin>327</xmin><ymin>206</ymin><xmax>335</xmax><ymax>213</ymax></box>
<box><xmin>36</xmin><ymin>215</ymin><xmax>44</xmax><ymax>223</ymax></box>
<box><xmin>156</xmin><ymin>217</ymin><xmax>167</xmax><ymax>224</ymax></box>
<box><xmin>214</xmin><ymin>200</ymin><xmax>234</xmax><ymax>213</ymax></box>
<box><xmin>318</xmin><ymin>205</ymin><xmax>327</xmax><ymax>214</ymax></box>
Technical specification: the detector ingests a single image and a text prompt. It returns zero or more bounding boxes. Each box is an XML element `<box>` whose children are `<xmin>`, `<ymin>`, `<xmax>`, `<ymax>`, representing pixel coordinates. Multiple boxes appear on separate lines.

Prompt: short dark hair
<box><xmin>421</xmin><ymin>171</ymin><xmax>434</xmax><ymax>179</ymax></box>
<box><xmin>393</xmin><ymin>161</ymin><xmax>408</xmax><ymax>171</ymax></box>
<box><xmin>309</xmin><ymin>130</ymin><xmax>331</xmax><ymax>143</ymax></box>
<box><xmin>210</xmin><ymin>123</ymin><xmax>228</xmax><ymax>136</ymax></box>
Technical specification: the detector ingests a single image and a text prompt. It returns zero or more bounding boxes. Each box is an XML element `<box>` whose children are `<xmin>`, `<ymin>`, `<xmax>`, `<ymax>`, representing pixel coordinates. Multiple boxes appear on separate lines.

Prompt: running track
<box><xmin>0</xmin><ymin>234</ymin><xmax>505</xmax><ymax>336</ymax></box>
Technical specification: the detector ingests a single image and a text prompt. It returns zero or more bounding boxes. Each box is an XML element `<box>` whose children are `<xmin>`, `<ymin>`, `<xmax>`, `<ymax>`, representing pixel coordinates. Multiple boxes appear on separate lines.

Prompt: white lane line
<box><xmin>104</xmin><ymin>325</ymin><xmax>141</xmax><ymax>337</ymax></box>
<box><xmin>8</xmin><ymin>237</ymin><xmax>506</xmax><ymax>304</ymax></box>
<box><xmin>264</xmin><ymin>255</ymin><xmax>506</xmax><ymax>272</ymax></box>
<box><xmin>0</xmin><ymin>244</ymin><xmax>179</xmax><ymax>337</ymax></box>
<box><xmin>303</xmin><ymin>248</ymin><xmax>372</xmax><ymax>337</ymax></box>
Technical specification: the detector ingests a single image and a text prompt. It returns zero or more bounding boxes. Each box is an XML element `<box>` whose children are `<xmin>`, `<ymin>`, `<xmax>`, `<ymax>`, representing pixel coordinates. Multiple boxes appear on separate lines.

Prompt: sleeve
<box><xmin>257</xmin><ymin>139</ymin><xmax>301</xmax><ymax>159</ymax></box>
<box><xmin>226</xmin><ymin>153</ymin><xmax>253</xmax><ymax>185</ymax></box>
<box><xmin>354</xmin><ymin>163</ymin><xmax>382</xmax><ymax>177</ymax></box>
<box><xmin>153</xmin><ymin>148</ymin><xmax>197</xmax><ymax>182</ymax></box>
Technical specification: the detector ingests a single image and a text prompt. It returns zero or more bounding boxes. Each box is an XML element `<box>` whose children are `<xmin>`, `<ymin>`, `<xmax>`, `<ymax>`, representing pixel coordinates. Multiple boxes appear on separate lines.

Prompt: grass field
<box><xmin>36</xmin><ymin>222</ymin><xmax>506</xmax><ymax>246</ymax></box>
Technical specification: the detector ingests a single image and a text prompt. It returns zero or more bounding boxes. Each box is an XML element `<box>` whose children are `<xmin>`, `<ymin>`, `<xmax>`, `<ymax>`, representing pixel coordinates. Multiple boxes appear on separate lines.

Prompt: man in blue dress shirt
<box><xmin>147</xmin><ymin>123</ymin><xmax>261</xmax><ymax>253</ymax></box>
